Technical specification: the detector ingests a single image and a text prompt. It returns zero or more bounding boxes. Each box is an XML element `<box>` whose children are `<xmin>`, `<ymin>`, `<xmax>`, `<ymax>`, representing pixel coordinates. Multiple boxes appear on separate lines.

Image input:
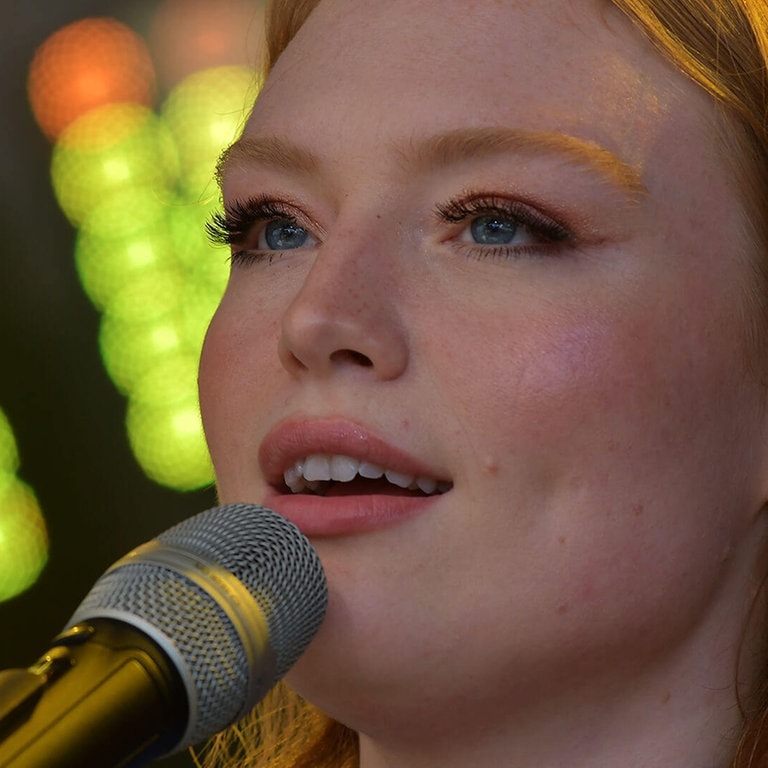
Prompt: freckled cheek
<box><xmin>198</xmin><ymin>300</ymin><xmax>282</xmax><ymax>474</ymax></box>
<box><xmin>443</xmin><ymin>310</ymin><xmax>651</xmax><ymax>445</ymax></box>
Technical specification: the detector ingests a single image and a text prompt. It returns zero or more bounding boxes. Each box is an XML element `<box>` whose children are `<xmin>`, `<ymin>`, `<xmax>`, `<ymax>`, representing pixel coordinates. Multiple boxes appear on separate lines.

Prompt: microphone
<box><xmin>0</xmin><ymin>504</ymin><xmax>328</xmax><ymax>768</ymax></box>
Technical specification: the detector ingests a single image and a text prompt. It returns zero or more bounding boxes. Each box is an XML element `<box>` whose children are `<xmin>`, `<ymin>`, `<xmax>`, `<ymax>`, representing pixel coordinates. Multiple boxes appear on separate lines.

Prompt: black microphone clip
<box><xmin>0</xmin><ymin>619</ymin><xmax>186</xmax><ymax>768</ymax></box>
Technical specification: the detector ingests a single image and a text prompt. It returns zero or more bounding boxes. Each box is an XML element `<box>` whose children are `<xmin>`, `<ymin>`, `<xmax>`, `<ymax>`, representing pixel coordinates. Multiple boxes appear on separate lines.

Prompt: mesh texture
<box><xmin>67</xmin><ymin>504</ymin><xmax>327</xmax><ymax>748</ymax></box>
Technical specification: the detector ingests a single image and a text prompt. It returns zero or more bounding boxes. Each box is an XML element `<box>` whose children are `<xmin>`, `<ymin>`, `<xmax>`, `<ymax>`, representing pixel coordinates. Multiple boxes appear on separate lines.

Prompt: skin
<box><xmin>199</xmin><ymin>1</ymin><xmax>768</xmax><ymax>765</ymax></box>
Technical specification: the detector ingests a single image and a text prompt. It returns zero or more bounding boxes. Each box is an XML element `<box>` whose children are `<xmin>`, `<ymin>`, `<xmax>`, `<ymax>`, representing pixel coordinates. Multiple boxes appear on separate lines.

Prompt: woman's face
<box><xmin>200</xmin><ymin>0</ymin><xmax>768</xmax><ymax>747</ymax></box>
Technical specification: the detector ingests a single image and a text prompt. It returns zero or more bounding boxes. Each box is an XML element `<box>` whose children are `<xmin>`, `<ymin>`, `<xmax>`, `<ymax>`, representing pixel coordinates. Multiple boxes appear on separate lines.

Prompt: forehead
<box><xmin>249</xmin><ymin>0</ymin><xmax>694</xmax><ymax>161</ymax></box>
<box><xmin>228</xmin><ymin>0</ymin><xmax>735</xmax><ymax>229</ymax></box>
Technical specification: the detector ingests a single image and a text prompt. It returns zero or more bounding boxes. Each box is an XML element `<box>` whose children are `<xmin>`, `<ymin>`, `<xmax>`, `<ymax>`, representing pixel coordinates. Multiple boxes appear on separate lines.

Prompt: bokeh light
<box><xmin>51</xmin><ymin>104</ymin><xmax>178</xmax><ymax>226</ymax></box>
<box><xmin>28</xmin><ymin>17</ymin><xmax>155</xmax><ymax>142</ymax></box>
<box><xmin>127</xmin><ymin>396</ymin><xmax>213</xmax><ymax>492</ymax></box>
<box><xmin>162</xmin><ymin>65</ymin><xmax>259</xmax><ymax>199</ymax></box>
<box><xmin>28</xmin><ymin>10</ymin><xmax>259</xmax><ymax>493</ymax></box>
<box><xmin>149</xmin><ymin>0</ymin><xmax>264</xmax><ymax>90</ymax></box>
<box><xmin>0</xmin><ymin>410</ymin><xmax>48</xmax><ymax>603</ymax></box>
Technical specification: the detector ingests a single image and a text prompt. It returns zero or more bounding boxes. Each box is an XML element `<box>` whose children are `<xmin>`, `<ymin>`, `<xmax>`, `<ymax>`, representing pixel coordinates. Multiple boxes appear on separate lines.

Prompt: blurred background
<box><xmin>0</xmin><ymin>1</ymin><xmax>266</xmax><ymax>763</ymax></box>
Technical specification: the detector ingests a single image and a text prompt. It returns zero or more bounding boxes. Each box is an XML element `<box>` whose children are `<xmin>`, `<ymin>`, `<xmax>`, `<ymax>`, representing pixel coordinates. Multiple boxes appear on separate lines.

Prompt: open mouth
<box><xmin>281</xmin><ymin>454</ymin><xmax>453</xmax><ymax>497</ymax></box>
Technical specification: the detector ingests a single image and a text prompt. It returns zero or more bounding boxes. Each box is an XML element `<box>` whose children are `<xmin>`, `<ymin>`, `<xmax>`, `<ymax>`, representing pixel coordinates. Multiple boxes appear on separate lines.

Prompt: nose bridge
<box><xmin>278</xmin><ymin>224</ymin><xmax>409</xmax><ymax>379</ymax></box>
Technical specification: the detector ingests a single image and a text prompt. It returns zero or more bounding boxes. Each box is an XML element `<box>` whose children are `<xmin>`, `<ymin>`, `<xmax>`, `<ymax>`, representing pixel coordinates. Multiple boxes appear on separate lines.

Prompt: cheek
<box><xmin>429</xmin><ymin>282</ymin><xmax>758</xmax><ymax>587</ymax></box>
<box><xmin>198</xmin><ymin>295</ymin><xmax>282</xmax><ymax>486</ymax></box>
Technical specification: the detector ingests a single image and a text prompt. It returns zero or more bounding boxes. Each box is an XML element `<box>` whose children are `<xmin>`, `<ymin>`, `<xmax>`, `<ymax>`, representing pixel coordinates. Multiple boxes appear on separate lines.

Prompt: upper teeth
<box><xmin>283</xmin><ymin>454</ymin><xmax>451</xmax><ymax>495</ymax></box>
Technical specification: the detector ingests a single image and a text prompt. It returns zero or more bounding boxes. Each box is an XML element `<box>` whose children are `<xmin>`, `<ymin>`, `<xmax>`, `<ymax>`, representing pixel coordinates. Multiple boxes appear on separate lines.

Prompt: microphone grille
<box><xmin>156</xmin><ymin>503</ymin><xmax>327</xmax><ymax>681</ymax></box>
<box><xmin>67</xmin><ymin>504</ymin><xmax>327</xmax><ymax>749</ymax></box>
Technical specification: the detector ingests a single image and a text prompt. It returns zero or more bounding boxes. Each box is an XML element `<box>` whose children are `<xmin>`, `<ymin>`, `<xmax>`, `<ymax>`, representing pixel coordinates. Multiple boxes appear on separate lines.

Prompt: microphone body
<box><xmin>0</xmin><ymin>504</ymin><xmax>327</xmax><ymax>768</ymax></box>
<box><xmin>0</xmin><ymin>619</ymin><xmax>186</xmax><ymax>767</ymax></box>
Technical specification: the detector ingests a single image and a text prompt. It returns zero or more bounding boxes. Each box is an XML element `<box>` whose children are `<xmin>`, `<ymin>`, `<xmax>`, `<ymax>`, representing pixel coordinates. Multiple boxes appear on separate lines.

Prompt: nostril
<box><xmin>330</xmin><ymin>349</ymin><xmax>374</xmax><ymax>367</ymax></box>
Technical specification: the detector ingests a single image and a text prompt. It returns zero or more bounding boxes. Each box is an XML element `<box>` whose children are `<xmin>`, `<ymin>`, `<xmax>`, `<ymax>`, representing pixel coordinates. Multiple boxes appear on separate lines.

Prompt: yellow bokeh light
<box><xmin>0</xmin><ymin>478</ymin><xmax>49</xmax><ymax>603</ymax></box>
<box><xmin>51</xmin><ymin>103</ymin><xmax>178</xmax><ymax>225</ymax></box>
<box><xmin>0</xmin><ymin>409</ymin><xmax>20</xmax><ymax>476</ymax></box>
<box><xmin>161</xmin><ymin>65</ymin><xmax>258</xmax><ymax>198</ymax></box>
<box><xmin>75</xmin><ymin>223</ymin><xmax>176</xmax><ymax>310</ymax></box>
<box><xmin>0</xmin><ymin>410</ymin><xmax>49</xmax><ymax>603</ymax></box>
<box><xmin>99</xmin><ymin>311</ymin><xmax>185</xmax><ymax>395</ymax></box>
<box><xmin>31</xmin><ymin>11</ymin><xmax>265</xmax><ymax>492</ymax></box>
<box><xmin>126</xmin><ymin>398</ymin><xmax>213</xmax><ymax>491</ymax></box>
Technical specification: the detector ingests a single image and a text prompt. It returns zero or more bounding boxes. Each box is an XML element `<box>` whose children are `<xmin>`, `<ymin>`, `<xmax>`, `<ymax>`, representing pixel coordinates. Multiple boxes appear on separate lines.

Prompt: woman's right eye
<box><xmin>261</xmin><ymin>218</ymin><xmax>313</xmax><ymax>250</ymax></box>
<box><xmin>206</xmin><ymin>196</ymin><xmax>319</xmax><ymax>263</ymax></box>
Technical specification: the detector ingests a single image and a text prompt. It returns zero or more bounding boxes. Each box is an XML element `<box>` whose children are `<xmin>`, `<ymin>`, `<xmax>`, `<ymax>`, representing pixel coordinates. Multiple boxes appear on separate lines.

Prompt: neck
<box><xmin>357</xmin><ymin>635</ymin><xmax>749</xmax><ymax>768</ymax></box>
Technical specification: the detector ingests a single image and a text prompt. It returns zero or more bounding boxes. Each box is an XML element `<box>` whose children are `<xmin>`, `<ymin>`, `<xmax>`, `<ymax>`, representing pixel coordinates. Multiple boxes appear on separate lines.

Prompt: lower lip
<box><xmin>262</xmin><ymin>490</ymin><xmax>443</xmax><ymax>536</ymax></box>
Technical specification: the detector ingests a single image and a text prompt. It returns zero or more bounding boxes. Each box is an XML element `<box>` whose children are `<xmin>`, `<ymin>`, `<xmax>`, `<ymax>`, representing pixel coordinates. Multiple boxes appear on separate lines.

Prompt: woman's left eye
<box><xmin>466</xmin><ymin>214</ymin><xmax>521</xmax><ymax>246</ymax></box>
<box><xmin>437</xmin><ymin>195</ymin><xmax>572</xmax><ymax>256</ymax></box>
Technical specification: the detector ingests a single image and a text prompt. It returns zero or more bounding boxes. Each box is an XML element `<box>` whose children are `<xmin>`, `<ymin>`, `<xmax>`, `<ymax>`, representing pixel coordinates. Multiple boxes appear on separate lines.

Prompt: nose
<box><xmin>278</xmin><ymin>237</ymin><xmax>410</xmax><ymax>381</ymax></box>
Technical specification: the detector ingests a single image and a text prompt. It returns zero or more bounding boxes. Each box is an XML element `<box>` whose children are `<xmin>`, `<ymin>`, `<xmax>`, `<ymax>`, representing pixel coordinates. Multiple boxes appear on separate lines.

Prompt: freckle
<box><xmin>633</xmin><ymin>503</ymin><xmax>644</xmax><ymax>517</ymax></box>
<box><xmin>558</xmin><ymin>536</ymin><xmax>566</xmax><ymax>545</ymax></box>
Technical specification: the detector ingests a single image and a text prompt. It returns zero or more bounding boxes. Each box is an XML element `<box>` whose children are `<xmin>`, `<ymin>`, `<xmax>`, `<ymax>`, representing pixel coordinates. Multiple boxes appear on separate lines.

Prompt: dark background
<box><xmin>0</xmin><ymin>1</ymin><xmax>255</xmax><ymax>764</ymax></box>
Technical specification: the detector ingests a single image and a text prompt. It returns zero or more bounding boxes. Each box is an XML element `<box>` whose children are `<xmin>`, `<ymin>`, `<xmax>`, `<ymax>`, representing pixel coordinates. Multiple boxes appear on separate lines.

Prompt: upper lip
<box><xmin>259</xmin><ymin>417</ymin><xmax>451</xmax><ymax>488</ymax></box>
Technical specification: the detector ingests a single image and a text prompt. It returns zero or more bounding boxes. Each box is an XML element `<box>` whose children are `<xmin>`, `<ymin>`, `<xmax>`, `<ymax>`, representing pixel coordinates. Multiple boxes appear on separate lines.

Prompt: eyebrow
<box><xmin>218</xmin><ymin>126</ymin><xmax>646</xmax><ymax>197</ymax></box>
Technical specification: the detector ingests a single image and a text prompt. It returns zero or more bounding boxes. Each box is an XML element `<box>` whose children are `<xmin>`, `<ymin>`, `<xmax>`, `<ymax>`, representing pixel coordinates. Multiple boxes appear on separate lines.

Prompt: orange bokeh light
<box><xmin>149</xmin><ymin>0</ymin><xmax>264</xmax><ymax>90</ymax></box>
<box><xmin>28</xmin><ymin>17</ymin><xmax>156</xmax><ymax>142</ymax></box>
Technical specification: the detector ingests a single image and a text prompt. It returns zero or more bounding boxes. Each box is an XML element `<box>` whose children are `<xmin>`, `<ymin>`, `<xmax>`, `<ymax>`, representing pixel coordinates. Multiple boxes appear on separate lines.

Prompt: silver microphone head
<box><xmin>66</xmin><ymin>504</ymin><xmax>327</xmax><ymax>750</ymax></box>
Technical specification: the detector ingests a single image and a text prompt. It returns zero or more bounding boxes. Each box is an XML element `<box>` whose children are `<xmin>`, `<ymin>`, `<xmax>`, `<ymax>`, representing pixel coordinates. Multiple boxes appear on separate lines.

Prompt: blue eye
<box><xmin>263</xmin><ymin>219</ymin><xmax>311</xmax><ymax>250</ymax></box>
<box><xmin>470</xmin><ymin>214</ymin><xmax>518</xmax><ymax>245</ymax></box>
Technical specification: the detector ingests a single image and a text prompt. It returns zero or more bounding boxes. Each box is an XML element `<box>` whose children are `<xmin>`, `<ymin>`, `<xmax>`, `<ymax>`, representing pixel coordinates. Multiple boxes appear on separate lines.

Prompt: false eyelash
<box><xmin>206</xmin><ymin>196</ymin><xmax>303</xmax><ymax>247</ymax></box>
<box><xmin>435</xmin><ymin>194</ymin><xmax>572</xmax><ymax>244</ymax></box>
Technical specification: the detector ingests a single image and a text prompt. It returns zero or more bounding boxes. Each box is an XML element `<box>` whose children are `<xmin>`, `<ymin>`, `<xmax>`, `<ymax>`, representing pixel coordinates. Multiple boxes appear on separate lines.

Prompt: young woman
<box><xmin>197</xmin><ymin>0</ymin><xmax>768</xmax><ymax>765</ymax></box>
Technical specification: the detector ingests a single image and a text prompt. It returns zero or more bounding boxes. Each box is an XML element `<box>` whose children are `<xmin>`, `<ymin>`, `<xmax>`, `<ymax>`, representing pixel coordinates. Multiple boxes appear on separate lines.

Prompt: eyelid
<box><xmin>207</xmin><ymin>195</ymin><xmax>322</xmax><ymax>248</ymax></box>
<box><xmin>434</xmin><ymin>192</ymin><xmax>573</xmax><ymax>244</ymax></box>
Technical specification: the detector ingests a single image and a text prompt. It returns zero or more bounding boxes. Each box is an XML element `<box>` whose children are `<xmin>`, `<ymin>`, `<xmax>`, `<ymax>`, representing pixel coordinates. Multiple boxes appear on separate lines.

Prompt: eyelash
<box><xmin>206</xmin><ymin>192</ymin><xmax>574</xmax><ymax>266</ymax></box>
<box><xmin>206</xmin><ymin>196</ymin><xmax>311</xmax><ymax>265</ymax></box>
<box><xmin>434</xmin><ymin>194</ymin><xmax>572</xmax><ymax>259</ymax></box>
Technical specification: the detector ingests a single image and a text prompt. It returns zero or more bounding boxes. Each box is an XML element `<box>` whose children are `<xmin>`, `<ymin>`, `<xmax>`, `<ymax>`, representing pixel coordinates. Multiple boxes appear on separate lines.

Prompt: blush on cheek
<box><xmin>494</xmin><ymin>316</ymin><xmax>649</xmax><ymax>426</ymax></box>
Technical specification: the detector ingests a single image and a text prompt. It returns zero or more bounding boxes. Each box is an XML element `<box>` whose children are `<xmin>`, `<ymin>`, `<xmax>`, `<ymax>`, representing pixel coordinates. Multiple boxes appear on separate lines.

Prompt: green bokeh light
<box><xmin>0</xmin><ymin>410</ymin><xmax>49</xmax><ymax>603</ymax></box>
<box><xmin>99</xmin><ymin>310</ymin><xmax>185</xmax><ymax>395</ymax></box>
<box><xmin>126</xmin><ymin>397</ymin><xmax>213</xmax><ymax>492</ymax></box>
<box><xmin>129</xmin><ymin>353</ymin><xmax>199</xmax><ymax>406</ymax></box>
<box><xmin>0</xmin><ymin>409</ymin><xmax>20</xmax><ymax>475</ymax></box>
<box><xmin>75</xmin><ymin>221</ymin><xmax>176</xmax><ymax>310</ymax></box>
<box><xmin>162</xmin><ymin>65</ymin><xmax>258</xmax><ymax>199</ymax></box>
<box><xmin>51</xmin><ymin>103</ymin><xmax>178</xmax><ymax>225</ymax></box>
<box><xmin>104</xmin><ymin>266</ymin><xmax>185</xmax><ymax>324</ymax></box>
<box><xmin>42</xmin><ymin>47</ymin><xmax>259</xmax><ymax>491</ymax></box>
<box><xmin>0</xmin><ymin>477</ymin><xmax>49</xmax><ymax>603</ymax></box>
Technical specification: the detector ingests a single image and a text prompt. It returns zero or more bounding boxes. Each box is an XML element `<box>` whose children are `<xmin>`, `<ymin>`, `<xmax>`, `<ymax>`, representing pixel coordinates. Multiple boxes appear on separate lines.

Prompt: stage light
<box><xmin>0</xmin><ymin>411</ymin><xmax>48</xmax><ymax>603</ymax></box>
<box><xmin>161</xmin><ymin>65</ymin><xmax>258</xmax><ymax>199</ymax></box>
<box><xmin>126</xmin><ymin>396</ymin><xmax>213</xmax><ymax>492</ymax></box>
<box><xmin>99</xmin><ymin>312</ymin><xmax>185</xmax><ymax>396</ymax></box>
<box><xmin>75</xmin><ymin>223</ymin><xmax>176</xmax><ymax>311</ymax></box>
<box><xmin>51</xmin><ymin>104</ymin><xmax>178</xmax><ymax>226</ymax></box>
<box><xmin>29</xmin><ymin>13</ymin><xmax>262</xmax><ymax>492</ymax></box>
<box><xmin>28</xmin><ymin>17</ymin><xmax>155</xmax><ymax>142</ymax></box>
<box><xmin>0</xmin><ymin>409</ymin><xmax>20</xmax><ymax>477</ymax></box>
<box><xmin>149</xmin><ymin>0</ymin><xmax>263</xmax><ymax>90</ymax></box>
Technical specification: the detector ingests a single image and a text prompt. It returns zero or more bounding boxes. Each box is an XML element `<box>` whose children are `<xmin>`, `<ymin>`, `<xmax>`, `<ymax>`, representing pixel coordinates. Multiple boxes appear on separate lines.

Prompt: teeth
<box><xmin>282</xmin><ymin>453</ymin><xmax>450</xmax><ymax>496</ymax></box>
<box><xmin>384</xmin><ymin>469</ymin><xmax>414</xmax><ymax>489</ymax></box>
<box><xmin>330</xmin><ymin>454</ymin><xmax>359</xmax><ymax>482</ymax></box>
<box><xmin>358</xmin><ymin>461</ymin><xmax>384</xmax><ymax>479</ymax></box>
<box><xmin>416</xmin><ymin>477</ymin><xmax>438</xmax><ymax>494</ymax></box>
<box><xmin>303</xmin><ymin>454</ymin><xmax>332</xmax><ymax>482</ymax></box>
